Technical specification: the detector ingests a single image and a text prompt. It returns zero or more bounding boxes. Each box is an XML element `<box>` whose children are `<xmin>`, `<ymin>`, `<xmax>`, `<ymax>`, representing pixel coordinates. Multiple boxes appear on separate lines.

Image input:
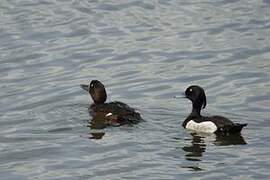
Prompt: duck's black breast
<box><xmin>90</xmin><ymin>101</ymin><xmax>142</xmax><ymax>125</ymax></box>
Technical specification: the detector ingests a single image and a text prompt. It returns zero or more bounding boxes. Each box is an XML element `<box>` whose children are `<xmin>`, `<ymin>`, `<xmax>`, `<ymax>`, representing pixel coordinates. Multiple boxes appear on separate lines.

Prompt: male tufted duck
<box><xmin>182</xmin><ymin>85</ymin><xmax>247</xmax><ymax>135</ymax></box>
<box><xmin>81</xmin><ymin>80</ymin><xmax>142</xmax><ymax>126</ymax></box>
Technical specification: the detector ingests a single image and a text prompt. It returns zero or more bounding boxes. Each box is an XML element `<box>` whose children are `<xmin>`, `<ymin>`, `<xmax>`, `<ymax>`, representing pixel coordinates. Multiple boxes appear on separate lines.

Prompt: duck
<box><xmin>81</xmin><ymin>80</ymin><xmax>142</xmax><ymax>126</ymax></box>
<box><xmin>182</xmin><ymin>85</ymin><xmax>247</xmax><ymax>135</ymax></box>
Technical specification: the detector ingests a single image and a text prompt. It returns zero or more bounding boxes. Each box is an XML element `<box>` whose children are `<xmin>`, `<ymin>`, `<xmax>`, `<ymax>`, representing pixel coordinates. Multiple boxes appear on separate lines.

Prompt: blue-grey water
<box><xmin>1</xmin><ymin>0</ymin><xmax>270</xmax><ymax>179</ymax></box>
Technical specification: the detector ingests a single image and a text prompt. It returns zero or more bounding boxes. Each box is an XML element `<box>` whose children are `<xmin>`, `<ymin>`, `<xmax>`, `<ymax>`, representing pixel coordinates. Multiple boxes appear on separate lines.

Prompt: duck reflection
<box><xmin>89</xmin><ymin>116</ymin><xmax>107</xmax><ymax>129</ymax></box>
<box><xmin>89</xmin><ymin>132</ymin><xmax>105</xmax><ymax>140</ymax></box>
<box><xmin>87</xmin><ymin>116</ymin><xmax>107</xmax><ymax>140</ymax></box>
<box><xmin>183</xmin><ymin>132</ymin><xmax>247</xmax><ymax>161</ymax></box>
<box><xmin>182</xmin><ymin>133</ymin><xmax>206</xmax><ymax>161</ymax></box>
<box><xmin>214</xmin><ymin>133</ymin><xmax>247</xmax><ymax>146</ymax></box>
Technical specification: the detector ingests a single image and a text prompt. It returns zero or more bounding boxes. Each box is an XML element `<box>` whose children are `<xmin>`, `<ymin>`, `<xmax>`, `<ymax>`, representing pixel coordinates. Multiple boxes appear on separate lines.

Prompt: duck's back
<box><xmin>90</xmin><ymin>101</ymin><xmax>142</xmax><ymax>125</ymax></box>
<box><xmin>202</xmin><ymin>116</ymin><xmax>247</xmax><ymax>135</ymax></box>
<box><xmin>184</xmin><ymin>115</ymin><xmax>247</xmax><ymax>135</ymax></box>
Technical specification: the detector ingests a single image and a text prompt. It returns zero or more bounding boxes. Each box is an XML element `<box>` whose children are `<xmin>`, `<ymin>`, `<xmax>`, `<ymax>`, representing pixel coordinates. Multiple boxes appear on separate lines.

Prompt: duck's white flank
<box><xmin>106</xmin><ymin>112</ymin><xmax>113</xmax><ymax>117</ymax></box>
<box><xmin>186</xmin><ymin>120</ymin><xmax>217</xmax><ymax>133</ymax></box>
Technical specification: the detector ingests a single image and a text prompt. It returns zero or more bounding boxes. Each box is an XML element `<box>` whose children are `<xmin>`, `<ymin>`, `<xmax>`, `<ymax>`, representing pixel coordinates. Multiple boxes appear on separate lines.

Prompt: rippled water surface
<box><xmin>1</xmin><ymin>0</ymin><xmax>270</xmax><ymax>179</ymax></box>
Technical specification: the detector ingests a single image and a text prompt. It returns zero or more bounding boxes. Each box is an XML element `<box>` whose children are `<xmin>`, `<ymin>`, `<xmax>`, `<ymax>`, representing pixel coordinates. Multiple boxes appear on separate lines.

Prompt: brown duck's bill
<box><xmin>80</xmin><ymin>84</ymin><xmax>89</xmax><ymax>92</ymax></box>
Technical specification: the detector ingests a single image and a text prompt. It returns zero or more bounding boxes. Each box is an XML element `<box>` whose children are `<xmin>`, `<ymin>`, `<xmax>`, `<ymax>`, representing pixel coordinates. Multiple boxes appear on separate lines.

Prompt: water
<box><xmin>1</xmin><ymin>0</ymin><xmax>270</xmax><ymax>179</ymax></box>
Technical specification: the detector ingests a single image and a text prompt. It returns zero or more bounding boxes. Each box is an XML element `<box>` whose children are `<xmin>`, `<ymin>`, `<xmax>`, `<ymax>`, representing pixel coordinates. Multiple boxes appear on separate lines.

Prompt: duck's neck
<box><xmin>91</xmin><ymin>102</ymin><xmax>105</xmax><ymax>107</ymax></box>
<box><xmin>191</xmin><ymin>102</ymin><xmax>202</xmax><ymax>117</ymax></box>
<box><xmin>182</xmin><ymin>102</ymin><xmax>202</xmax><ymax>128</ymax></box>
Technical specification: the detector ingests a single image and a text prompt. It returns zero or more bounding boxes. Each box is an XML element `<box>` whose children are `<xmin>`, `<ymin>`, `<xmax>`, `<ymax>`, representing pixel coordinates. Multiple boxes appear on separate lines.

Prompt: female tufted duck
<box><xmin>81</xmin><ymin>80</ymin><xmax>142</xmax><ymax>126</ymax></box>
<box><xmin>182</xmin><ymin>85</ymin><xmax>247</xmax><ymax>135</ymax></box>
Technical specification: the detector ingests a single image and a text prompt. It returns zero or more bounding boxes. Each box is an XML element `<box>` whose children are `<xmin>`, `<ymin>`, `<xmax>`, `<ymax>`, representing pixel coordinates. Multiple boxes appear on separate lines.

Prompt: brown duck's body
<box><xmin>90</xmin><ymin>101</ymin><xmax>142</xmax><ymax>126</ymax></box>
<box><xmin>81</xmin><ymin>80</ymin><xmax>142</xmax><ymax>127</ymax></box>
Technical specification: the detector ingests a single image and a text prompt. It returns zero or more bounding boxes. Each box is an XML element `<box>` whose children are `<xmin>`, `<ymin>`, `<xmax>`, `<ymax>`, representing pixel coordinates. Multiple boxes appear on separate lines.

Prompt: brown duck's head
<box><xmin>81</xmin><ymin>80</ymin><xmax>107</xmax><ymax>104</ymax></box>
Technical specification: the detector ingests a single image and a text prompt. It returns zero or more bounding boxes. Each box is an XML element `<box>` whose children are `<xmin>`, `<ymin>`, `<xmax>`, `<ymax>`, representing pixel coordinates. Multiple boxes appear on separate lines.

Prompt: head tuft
<box><xmin>185</xmin><ymin>85</ymin><xmax>207</xmax><ymax>110</ymax></box>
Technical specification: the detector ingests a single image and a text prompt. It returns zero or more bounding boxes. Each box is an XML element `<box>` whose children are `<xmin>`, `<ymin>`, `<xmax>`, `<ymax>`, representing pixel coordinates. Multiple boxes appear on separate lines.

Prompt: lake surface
<box><xmin>1</xmin><ymin>0</ymin><xmax>270</xmax><ymax>179</ymax></box>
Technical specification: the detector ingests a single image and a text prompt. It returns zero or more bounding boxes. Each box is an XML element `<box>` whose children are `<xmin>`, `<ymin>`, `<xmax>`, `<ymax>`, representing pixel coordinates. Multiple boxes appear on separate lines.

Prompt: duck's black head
<box><xmin>81</xmin><ymin>80</ymin><xmax>107</xmax><ymax>104</ymax></box>
<box><xmin>185</xmin><ymin>85</ymin><xmax>207</xmax><ymax>112</ymax></box>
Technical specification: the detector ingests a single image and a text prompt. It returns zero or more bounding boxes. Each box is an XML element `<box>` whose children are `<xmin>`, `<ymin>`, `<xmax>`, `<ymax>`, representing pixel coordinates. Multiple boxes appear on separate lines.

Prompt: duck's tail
<box><xmin>217</xmin><ymin>123</ymin><xmax>247</xmax><ymax>135</ymax></box>
<box><xmin>230</xmin><ymin>123</ymin><xmax>247</xmax><ymax>134</ymax></box>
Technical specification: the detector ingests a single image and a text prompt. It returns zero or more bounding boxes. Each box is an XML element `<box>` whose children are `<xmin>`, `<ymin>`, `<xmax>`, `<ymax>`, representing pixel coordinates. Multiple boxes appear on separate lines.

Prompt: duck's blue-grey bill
<box><xmin>173</xmin><ymin>93</ymin><xmax>186</xmax><ymax>99</ymax></box>
<box><xmin>80</xmin><ymin>84</ymin><xmax>89</xmax><ymax>91</ymax></box>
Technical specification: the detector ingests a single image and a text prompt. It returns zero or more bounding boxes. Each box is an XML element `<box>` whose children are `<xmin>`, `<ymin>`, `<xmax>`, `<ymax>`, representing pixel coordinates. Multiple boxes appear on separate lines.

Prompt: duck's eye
<box><xmin>90</xmin><ymin>84</ymin><xmax>94</xmax><ymax>87</ymax></box>
<box><xmin>189</xmin><ymin>88</ymin><xmax>193</xmax><ymax>92</ymax></box>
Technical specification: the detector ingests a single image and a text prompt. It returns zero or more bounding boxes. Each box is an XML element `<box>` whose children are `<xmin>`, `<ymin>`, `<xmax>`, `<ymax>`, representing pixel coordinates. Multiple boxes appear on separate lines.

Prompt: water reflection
<box><xmin>89</xmin><ymin>116</ymin><xmax>107</xmax><ymax>130</ymax></box>
<box><xmin>183</xmin><ymin>132</ymin><xmax>247</xmax><ymax>161</ymax></box>
<box><xmin>89</xmin><ymin>132</ymin><xmax>105</xmax><ymax>140</ymax></box>
<box><xmin>182</xmin><ymin>133</ymin><xmax>206</xmax><ymax>161</ymax></box>
<box><xmin>88</xmin><ymin>116</ymin><xmax>106</xmax><ymax>140</ymax></box>
<box><xmin>181</xmin><ymin>165</ymin><xmax>203</xmax><ymax>172</ymax></box>
<box><xmin>214</xmin><ymin>134</ymin><xmax>247</xmax><ymax>146</ymax></box>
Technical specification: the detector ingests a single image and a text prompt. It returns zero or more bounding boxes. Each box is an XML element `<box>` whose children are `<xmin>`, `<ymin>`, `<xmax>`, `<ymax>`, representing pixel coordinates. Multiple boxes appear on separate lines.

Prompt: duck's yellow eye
<box><xmin>189</xmin><ymin>88</ymin><xmax>192</xmax><ymax>92</ymax></box>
